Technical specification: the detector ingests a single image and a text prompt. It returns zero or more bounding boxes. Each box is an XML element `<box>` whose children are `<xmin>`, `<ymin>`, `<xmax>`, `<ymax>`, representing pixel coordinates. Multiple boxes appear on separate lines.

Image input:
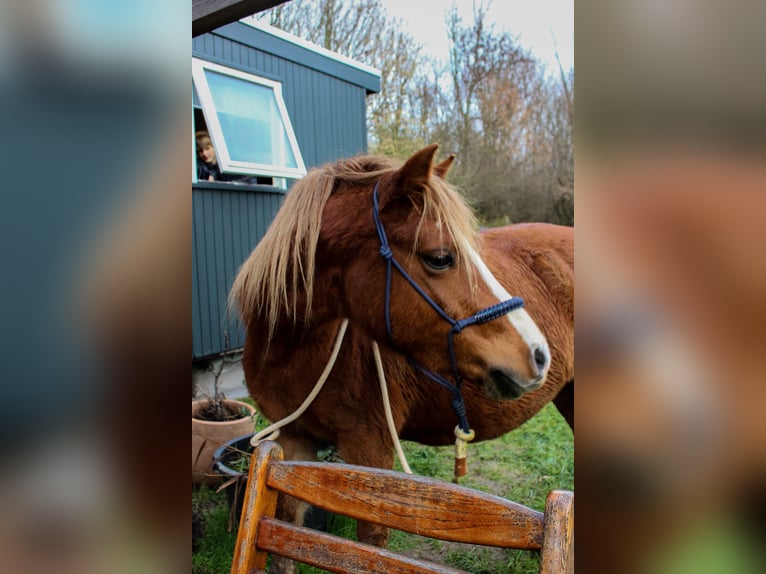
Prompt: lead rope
<box><xmin>453</xmin><ymin>426</ymin><xmax>476</xmax><ymax>482</ymax></box>
<box><xmin>373</xmin><ymin>342</ymin><xmax>475</xmax><ymax>481</ymax></box>
<box><xmin>250</xmin><ymin>319</ymin><xmax>349</xmax><ymax>447</ymax></box>
<box><xmin>249</xmin><ymin>318</ymin><xmax>468</xmax><ymax>482</ymax></box>
<box><xmin>372</xmin><ymin>341</ymin><xmax>412</xmax><ymax>474</ymax></box>
<box><xmin>247</xmin><ymin>319</ymin><xmax>413</xmax><ymax>475</ymax></box>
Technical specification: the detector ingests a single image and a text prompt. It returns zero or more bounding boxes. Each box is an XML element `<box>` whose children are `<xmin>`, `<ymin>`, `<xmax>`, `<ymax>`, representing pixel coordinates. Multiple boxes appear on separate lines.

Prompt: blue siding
<box><xmin>192</xmin><ymin>25</ymin><xmax>378</xmax><ymax>359</ymax></box>
<box><xmin>192</xmin><ymin>184</ymin><xmax>285</xmax><ymax>358</ymax></box>
<box><xmin>213</xmin><ymin>23</ymin><xmax>380</xmax><ymax>94</ymax></box>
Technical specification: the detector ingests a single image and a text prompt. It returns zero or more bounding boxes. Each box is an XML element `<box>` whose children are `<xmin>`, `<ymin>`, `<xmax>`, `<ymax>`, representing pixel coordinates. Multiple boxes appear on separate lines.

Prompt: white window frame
<box><xmin>192</xmin><ymin>57</ymin><xmax>306</xmax><ymax>179</ymax></box>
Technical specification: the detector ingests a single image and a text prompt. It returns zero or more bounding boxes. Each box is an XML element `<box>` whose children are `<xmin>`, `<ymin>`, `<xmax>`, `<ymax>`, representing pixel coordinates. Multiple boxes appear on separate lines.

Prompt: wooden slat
<box><xmin>192</xmin><ymin>0</ymin><xmax>285</xmax><ymax>37</ymax></box>
<box><xmin>230</xmin><ymin>442</ymin><xmax>282</xmax><ymax>574</ymax></box>
<box><xmin>257</xmin><ymin>517</ymin><xmax>467</xmax><ymax>574</ymax></box>
<box><xmin>539</xmin><ymin>490</ymin><xmax>575</xmax><ymax>574</ymax></box>
<box><xmin>266</xmin><ymin>461</ymin><xmax>545</xmax><ymax>549</ymax></box>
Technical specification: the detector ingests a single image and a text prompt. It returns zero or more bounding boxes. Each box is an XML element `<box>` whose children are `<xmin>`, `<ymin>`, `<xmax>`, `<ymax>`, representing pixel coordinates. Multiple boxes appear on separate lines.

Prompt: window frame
<box><xmin>192</xmin><ymin>57</ymin><xmax>307</xmax><ymax>180</ymax></box>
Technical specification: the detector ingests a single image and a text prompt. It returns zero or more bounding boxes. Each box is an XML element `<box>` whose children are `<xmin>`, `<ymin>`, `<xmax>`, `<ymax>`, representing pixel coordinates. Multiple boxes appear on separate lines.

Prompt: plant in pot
<box><xmin>192</xmin><ymin>335</ymin><xmax>256</xmax><ymax>485</ymax></box>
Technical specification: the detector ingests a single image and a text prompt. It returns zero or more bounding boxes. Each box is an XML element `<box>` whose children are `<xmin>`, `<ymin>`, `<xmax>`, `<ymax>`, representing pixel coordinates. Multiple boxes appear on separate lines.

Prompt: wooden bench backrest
<box><xmin>231</xmin><ymin>441</ymin><xmax>573</xmax><ymax>574</ymax></box>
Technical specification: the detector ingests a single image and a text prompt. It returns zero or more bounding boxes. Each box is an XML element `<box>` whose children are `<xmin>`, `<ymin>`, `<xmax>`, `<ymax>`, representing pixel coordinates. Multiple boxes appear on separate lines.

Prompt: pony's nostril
<box><xmin>533</xmin><ymin>346</ymin><xmax>549</xmax><ymax>371</ymax></box>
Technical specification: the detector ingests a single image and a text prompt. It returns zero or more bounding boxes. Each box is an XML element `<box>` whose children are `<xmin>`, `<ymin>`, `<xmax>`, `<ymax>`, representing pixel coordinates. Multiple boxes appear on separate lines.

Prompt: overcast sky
<box><xmin>379</xmin><ymin>0</ymin><xmax>573</xmax><ymax>75</ymax></box>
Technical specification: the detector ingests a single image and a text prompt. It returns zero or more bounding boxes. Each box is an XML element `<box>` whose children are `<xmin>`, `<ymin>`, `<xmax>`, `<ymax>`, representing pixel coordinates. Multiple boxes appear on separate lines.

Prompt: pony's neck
<box><xmin>262</xmin><ymin>265</ymin><xmax>345</xmax><ymax>342</ymax></box>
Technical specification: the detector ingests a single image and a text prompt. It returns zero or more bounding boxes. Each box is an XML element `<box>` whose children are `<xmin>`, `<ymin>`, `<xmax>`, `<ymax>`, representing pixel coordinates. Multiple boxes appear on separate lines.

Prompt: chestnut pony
<box><xmin>230</xmin><ymin>145</ymin><xmax>574</xmax><ymax>566</ymax></box>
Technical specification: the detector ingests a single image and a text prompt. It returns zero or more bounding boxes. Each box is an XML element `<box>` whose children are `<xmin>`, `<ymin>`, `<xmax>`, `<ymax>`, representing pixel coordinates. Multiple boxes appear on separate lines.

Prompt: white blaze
<box><xmin>465</xmin><ymin>243</ymin><xmax>550</xmax><ymax>365</ymax></box>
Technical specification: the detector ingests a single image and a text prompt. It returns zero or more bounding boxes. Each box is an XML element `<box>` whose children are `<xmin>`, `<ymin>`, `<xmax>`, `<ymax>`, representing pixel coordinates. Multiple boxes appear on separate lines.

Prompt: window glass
<box><xmin>192</xmin><ymin>58</ymin><xmax>306</xmax><ymax>180</ymax></box>
<box><xmin>204</xmin><ymin>70</ymin><xmax>298</xmax><ymax>169</ymax></box>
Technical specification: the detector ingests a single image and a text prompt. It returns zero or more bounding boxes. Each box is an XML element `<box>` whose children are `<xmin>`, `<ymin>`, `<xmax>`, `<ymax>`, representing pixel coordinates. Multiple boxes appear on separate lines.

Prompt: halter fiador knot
<box><xmin>372</xmin><ymin>182</ymin><xmax>525</xmax><ymax>435</ymax></box>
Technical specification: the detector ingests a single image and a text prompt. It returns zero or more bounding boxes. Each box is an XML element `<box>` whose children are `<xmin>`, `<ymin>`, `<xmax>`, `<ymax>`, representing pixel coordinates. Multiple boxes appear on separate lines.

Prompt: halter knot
<box><xmin>379</xmin><ymin>245</ymin><xmax>393</xmax><ymax>260</ymax></box>
<box><xmin>451</xmin><ymin>397</ymin><xmax>467</xmax><ymax>418</ymax></box>
<box><xmin>451</xmin><ymin>396</ymin><xmax>470</xmax><ymax>434</ymax></box>
<box><xmin>451</xmin><ymin>318</ymin><xmax>471</xmax><ymax>335</ymax></box>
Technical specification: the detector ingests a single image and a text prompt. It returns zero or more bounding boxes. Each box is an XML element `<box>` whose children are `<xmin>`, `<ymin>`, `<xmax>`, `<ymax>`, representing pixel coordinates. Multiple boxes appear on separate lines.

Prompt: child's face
<box><xmin>197</xmin><ymin>142</ymin><xmax>217</xmax><ymax>164</ymax></box>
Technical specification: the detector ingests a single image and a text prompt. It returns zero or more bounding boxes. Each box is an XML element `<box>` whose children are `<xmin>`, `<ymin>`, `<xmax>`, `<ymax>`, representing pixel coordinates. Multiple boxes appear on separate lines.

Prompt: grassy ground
<box><xmin>192</xmin><ymin>402</ymin><xmax>573</xmax><ymax>574</ymax></box>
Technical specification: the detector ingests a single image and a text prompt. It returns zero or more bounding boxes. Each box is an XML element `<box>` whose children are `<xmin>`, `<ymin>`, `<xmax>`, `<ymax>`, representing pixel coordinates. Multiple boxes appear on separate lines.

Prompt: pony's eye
<box><xmin>422</xmin><ymin>251</ymin><xmax>455</xmax><ymax>272</ymax></box>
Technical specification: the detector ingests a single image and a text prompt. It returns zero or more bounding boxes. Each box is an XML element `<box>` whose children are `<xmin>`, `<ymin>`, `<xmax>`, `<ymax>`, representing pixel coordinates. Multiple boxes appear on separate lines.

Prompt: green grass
<box><xmin>390</xmin><ymin>403</ymin><xmax>574</xmax><ymax>573</ymax></box>
<box><xmin>192</xmin><ymin>403</ymin><xmax>573</xmax><ymax>574</ymax></box>
<box><xmin>192</xmin><ymin>486</ymin><xmax>237</xmax><ymax>574</ymax></box>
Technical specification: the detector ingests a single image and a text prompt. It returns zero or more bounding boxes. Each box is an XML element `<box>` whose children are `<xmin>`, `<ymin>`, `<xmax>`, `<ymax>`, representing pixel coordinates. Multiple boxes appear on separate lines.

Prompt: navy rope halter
<box><xmin>372</xmin><ymin>182</ymin><xmax>525</xmax><ymax>433</ymax></box>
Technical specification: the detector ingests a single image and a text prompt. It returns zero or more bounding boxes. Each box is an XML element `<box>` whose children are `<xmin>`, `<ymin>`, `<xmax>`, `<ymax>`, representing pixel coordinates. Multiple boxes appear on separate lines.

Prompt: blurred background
<box><xmin>0</xmin><ymin>0</ymin><xmax>763</xmax><ymax>572</ymax></box>
<box><xmin>576</xmin><ymin>0</ymin><xmax>766</xmax><ymax>572</ymax></box>
<box><xmin>0</xmin><ymin>0</ymin><xmax>189</xmax><ymax>572</ymax></box>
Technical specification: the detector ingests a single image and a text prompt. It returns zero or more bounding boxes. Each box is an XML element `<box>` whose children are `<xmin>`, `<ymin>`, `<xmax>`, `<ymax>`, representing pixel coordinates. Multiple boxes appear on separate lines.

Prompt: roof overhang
<box><xmin>193</xmin><ymin>0</ymin><xmax>287</xmax><ymax>37</ymax></box>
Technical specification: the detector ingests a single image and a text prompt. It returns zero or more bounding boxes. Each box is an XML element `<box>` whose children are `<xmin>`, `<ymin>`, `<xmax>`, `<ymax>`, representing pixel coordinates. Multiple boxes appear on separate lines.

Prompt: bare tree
<box><xmin>263</xmin><ymin>0</ymin><xmax>573</xmax><ymax>225</ymax></box>
<box><xmin>423</xmin><ymin>4</ymin><xmax>552</xmax><ymax>223</ymax></box>
<box><xmin>263</xmin><ymin>0</ymin><xmax>425</xmax><ymax>159</ymax></box>
<box><xmin>268</xmin><ymin>0</ymin><xmax>385</xmax><ymax>62</ymax></box>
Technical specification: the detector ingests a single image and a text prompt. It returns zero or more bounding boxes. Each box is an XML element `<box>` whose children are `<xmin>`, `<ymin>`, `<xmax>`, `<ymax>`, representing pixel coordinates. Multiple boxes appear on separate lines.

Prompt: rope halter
<box><xmin>371</xmin><ymin>181</ymin><xmax>525</xmax><ymax>436</ymax></box>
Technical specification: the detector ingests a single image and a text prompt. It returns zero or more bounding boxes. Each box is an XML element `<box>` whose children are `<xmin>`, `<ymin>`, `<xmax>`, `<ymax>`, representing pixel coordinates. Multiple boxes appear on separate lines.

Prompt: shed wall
<box><xmin>192</xmin><ymin>183</ymin><xmax>284</xmax><ymax>358</ymax></box>
<box><xmin>192</xmin><ymin>26</ymin><xmax>370</xmax><ymax>168</ymax></box>
<box><xmin>192</xmin><ymin>26</ymin><xmax>374</xmax><ymax>359</ymax></box>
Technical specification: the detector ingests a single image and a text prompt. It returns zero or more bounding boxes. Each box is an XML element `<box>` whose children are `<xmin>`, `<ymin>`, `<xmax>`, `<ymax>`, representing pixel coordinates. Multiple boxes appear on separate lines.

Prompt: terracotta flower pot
<box><xmin>192</xmin><ymin>399</ymin><xmax>256</xmax><ymax>485</ymax></box>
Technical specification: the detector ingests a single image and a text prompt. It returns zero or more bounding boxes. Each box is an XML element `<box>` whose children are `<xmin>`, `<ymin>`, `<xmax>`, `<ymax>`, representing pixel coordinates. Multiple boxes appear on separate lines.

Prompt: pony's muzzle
<box><xmin>485</xmin><ymin>369</ymin><xmax>525</xmax><ymax>399</ymax></box>
<box><xmin>485</xmin><ymin>365</ymin><xmax>545</xmax><ymax>400</ymax></box>
<box><xmin>483</xmin><ymin>341</ymin><xmax>550</xmax><ymax>400</ymax></box>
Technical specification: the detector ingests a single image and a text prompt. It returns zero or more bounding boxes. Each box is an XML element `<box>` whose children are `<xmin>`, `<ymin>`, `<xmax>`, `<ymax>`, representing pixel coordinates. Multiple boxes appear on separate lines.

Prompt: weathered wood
<box><xmin>267</xmin><ymin>461</ymin><xmax>544</xmax><ymax>549</ymax></box>
<box><xmin>539</xmin><ymin>490</ymin><xmax>575</xmax><ymax>574</ymax></box>
<box><xmin>230</xmin><ymin>441</ymin><xmax>574</xmax><ymax>574</ymax></box>
<box><xmin>229</xmin><ymin>441</ymin><xmax>282</xmax><ymax>574</ymax></box>
<box><xmin>192</xmin><ymin>0</ymin><xmax>285</xmax><ymax>37</ymax></box>
<box><xmin>258</xmin><ymin>518</ymin><xmax>466</xmax><ymax>574</ymax></box>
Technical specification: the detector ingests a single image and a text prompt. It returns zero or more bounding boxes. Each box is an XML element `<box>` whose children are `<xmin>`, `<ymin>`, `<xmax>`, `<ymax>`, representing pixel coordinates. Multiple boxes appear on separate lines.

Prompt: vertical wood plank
<box><xmin>539</xmin><ymin>490</ymin><xmax>574</xmax><ymax>574</ymax></box>
<box><xmin>230</xmin><ymin>442</ymin><xmax>283</xmax><ymax>574</ymax></box>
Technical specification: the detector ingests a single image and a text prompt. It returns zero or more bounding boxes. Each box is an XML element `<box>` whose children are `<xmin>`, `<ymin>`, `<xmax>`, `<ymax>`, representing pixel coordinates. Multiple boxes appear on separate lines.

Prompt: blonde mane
<box><xmin>229</xmin><ymin>153</ymin><xmax>479</xmax><ymax>338</ymax></box>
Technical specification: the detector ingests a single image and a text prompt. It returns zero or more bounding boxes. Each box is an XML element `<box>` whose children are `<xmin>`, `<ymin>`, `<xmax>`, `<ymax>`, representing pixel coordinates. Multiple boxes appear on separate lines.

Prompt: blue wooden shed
<box><xmin>192</xmin><ymin>18</ymin><xmax>380</xmax><ymax>359</ymax></box>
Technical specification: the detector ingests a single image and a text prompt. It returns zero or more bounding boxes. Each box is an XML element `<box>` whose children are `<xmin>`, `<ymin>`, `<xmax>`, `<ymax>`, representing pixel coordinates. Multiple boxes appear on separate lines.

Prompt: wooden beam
<box><xmin>193</xmin><ymin>0</ymin><xmax>287</xmax><ymax>37</ymax></box>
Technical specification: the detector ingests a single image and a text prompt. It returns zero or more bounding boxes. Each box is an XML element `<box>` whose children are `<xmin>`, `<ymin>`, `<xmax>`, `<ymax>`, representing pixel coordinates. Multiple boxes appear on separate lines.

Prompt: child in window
<box><xmin>196</xmin><ymin>131</ymin><xmax>246</xmax><ymax>182</ymax></box>
<box><xmin>196</xmin><ymin>131</ymin><xmax>226</xmax><ymax>181</ymax></box>
<box><xmin>196</xmin><ymin>131</ymin><xmax>267</xmax><ymax>185</ymax></box>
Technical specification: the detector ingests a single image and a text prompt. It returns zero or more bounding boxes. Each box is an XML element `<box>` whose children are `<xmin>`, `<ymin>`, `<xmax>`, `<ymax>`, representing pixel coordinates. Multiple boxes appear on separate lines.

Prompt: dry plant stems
<box><xmin>196</xmin><ymin>331</ymin><xmax>247</xmax><ymax>422</ymax></box>
<box><xmin>211</xmin><ymin>332</ymin><xmax>230</xmax><ymax>419</ymax></box>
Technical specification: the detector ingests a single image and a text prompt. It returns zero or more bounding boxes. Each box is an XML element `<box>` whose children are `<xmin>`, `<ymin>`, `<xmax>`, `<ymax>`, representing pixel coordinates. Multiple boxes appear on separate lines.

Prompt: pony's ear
<box><xmin>433</xmin><ymin>153</ymin><xmax>456</xmax><ymax>179</ymax></box>
<box><xmin>396</xmin><ymin>144</ymin><xmax>440</xmax><ymax>190</ymax></box>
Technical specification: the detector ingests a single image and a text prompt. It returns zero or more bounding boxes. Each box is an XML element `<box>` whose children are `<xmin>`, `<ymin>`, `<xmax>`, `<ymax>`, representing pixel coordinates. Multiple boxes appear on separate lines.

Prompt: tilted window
<box><xmin>192</xmin><ymin>58</ymin><xmax>306</xmax><ymax>180</ymax></box>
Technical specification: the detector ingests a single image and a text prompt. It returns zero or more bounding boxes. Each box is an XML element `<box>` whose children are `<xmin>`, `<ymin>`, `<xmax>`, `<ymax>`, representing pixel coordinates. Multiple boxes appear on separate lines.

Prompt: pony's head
<box><xmin>231</xmin><ymin>145</ymin><xmax>550</xmax><ymax>399</ymax></box>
